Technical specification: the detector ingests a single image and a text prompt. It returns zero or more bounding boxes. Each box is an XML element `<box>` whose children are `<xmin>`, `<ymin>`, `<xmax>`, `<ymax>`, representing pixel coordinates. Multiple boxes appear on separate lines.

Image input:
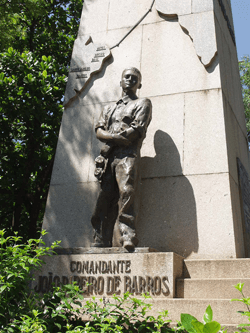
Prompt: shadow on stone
<box><xmin>137</xmin><ymin>130</ymin><xmax>198</xmax><ymax>258</ymax></box>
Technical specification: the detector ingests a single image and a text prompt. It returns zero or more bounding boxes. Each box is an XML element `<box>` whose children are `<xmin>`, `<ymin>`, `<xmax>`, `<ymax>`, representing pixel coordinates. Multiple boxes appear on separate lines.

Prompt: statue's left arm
<box><xmin>96</xmin><ymin>98</ymin><xmax>152</xmax><ymax>146</ymax></box>
<box><xmin>118</xmin><ymin>98</ymin><xmax>152</xmax><ymax>144</ymax></box>
<box><xmin>126</xmin><ymin>98</ymin><xmax>152</xmax><ymax>141</ymax></box>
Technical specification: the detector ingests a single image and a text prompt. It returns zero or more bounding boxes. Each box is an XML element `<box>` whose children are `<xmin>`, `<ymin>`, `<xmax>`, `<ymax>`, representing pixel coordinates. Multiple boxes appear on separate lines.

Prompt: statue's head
<box><xmin>120</xmin><ymin>67</ymin><xmax>142</xmax><ymax>94</ymax></box>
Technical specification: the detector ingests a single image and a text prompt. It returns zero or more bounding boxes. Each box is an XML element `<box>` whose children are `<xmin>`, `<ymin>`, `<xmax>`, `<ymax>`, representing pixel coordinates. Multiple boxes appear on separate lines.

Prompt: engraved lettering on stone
<box><xmin>70</xmin><ymin>261</ymin><xmax>76</xmax><ymax>273</ymax></box>
<box><xmin>53</xmin><ymin>276</ymin><xmax>60</xmax><ymax>287</ymax></box>
<box><xmin>107</xmin><ymin>277</ymin><xmax>115</xmax><ymax>295</ymax></box>
<box><xmin>97</xmin><ymin>277</ymin><xmax>105</xmax><ymax>294</ymax></box>
<box><xmin>70</xmin><ymin>67</ymin><xmax>91</xmax><ymax>73</ymax></box>
<box><xmin>34</xmin><ymin>259</ymin><xmax>173</xmax><ymax>297</ymax></box>
<box><xmin>35</xmin><ymin>273</ymin><xmax>171</xmax><ymax>297</ymax></box>
<box><xmin>154</xmin><ymin>276</ymin><xmax>162</xmax><ymax>295</ymax></box>
<box><xmin>77</xmin><ymin>262</ymin><xmax>81</xmax><ymax>273</ymax></box>
<box><xmin>94</xmin><ymin>53</ymin><xmax>105</xmax><ymax>58</ymax></box>
<box><xmin>124</xmin><ymin>276</ymin><xmax>132</xmax><ymax>293</ymax></box>
<box><xmin>62</xmin><ymin>276</ymin><xmax>69</xmax><ymax>285</ymax></box>
<box><xmin>64</xmin><ymin>35</ymin><xmax>111</xmax><ymax>107</ymax></box>
<box><xmin>114</xmin><ymin>276</ymin><xmax>121</xmax><ymax>295</ymax></box>
<box><xmin>125</xmin><ymin>261</ymin><xmax>131</xmax><ymax>273</ymax></box>
<box><xmin>76</xmin><ymin>74</ymin><xmax>88</xmax><ymax>79</ymax></box>
<box><xmin>96</xmin><ymin>47</ymin><xmax>106</xmax><ymax>51</ymax></box>
<box><xmin>147</xmin><ymin>276</ymin><xmax>155</xmax><ymax>294</ymax></box>
<box><xmin>138</xmin><ymin>276</ymin><xmax>146</xmax><ymax>293</ymax></box>
<box><xmin>162</xmin><ymin>277</ymin><xmax>170</xmax><ymax>296</ymax></box>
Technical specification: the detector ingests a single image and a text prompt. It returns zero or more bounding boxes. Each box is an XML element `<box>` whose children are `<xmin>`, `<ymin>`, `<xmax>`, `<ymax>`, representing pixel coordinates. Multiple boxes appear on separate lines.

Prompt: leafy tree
<box><xmin>239</xmin><ymin>56</ymin><xmax>250</xmax><ymax>143</ymax></box>
<box><xmin>0</xmin><ymin>0</ymin><xmax>82</xmax><ymax>240</ymax></box>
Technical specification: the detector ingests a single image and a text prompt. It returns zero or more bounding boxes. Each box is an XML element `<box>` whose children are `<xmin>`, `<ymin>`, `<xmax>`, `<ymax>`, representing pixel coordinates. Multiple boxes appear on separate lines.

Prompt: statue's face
<box><xmin>120</xmin><ymin>69</ymin><xmax>141</xmax><ymax>93</ymax></box>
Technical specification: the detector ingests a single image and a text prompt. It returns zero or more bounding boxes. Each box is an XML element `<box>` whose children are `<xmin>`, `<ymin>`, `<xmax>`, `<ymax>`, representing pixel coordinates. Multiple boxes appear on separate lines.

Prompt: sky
<box><xmin>231</xmin><ymin>0</ymin><xmax>250</xmax><ymax>60</ymax></box>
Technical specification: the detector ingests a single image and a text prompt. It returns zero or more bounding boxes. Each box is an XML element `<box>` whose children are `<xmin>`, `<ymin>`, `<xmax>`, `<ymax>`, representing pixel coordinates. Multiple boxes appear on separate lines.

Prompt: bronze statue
<box><xmin>91</xmin><ymin>67</ymin><xmax>152</xmax><ymax>251</ymax></box>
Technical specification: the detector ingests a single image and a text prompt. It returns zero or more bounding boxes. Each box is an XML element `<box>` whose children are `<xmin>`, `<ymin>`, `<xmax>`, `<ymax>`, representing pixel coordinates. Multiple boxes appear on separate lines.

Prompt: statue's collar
<box><xmin>117</xmin><ymin>93</ymin><xmax>138</xmax><ymax>105</ymax></box>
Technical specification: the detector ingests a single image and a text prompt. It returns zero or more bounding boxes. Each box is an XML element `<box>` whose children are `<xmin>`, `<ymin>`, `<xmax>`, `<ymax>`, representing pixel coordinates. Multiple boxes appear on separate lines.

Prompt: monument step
<box><xmin>184</xmin><ymin>259</ymin><xmax>250</xmax><ymax>279</ymax></box>
<box><xmin>149</xmin><ymin>298</ymin><xmax>246</xmax><ymax>325</ymax></box>
<box><xmin>176</xmin><ymin>278</ymin><xmax>250</xmax><ymax>299</ymax></box>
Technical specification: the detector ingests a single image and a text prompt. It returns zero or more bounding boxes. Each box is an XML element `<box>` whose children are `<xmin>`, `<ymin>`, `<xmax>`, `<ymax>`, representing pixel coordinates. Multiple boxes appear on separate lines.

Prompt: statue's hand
<box><xmin>112</xmin><ymin>133</ymin><xmax>130</xmax><ymax>146</ymax></box>
<box><xmin>100</xmin><ymin>144</ymin><xmax>113</xmax><ymax>157</ymax></box>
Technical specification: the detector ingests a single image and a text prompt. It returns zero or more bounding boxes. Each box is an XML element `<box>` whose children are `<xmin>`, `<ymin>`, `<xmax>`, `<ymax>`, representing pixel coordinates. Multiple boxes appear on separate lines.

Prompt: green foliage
<box><xmin>0</xmin><ymin>48</ymin><xmax>65</xmax><ymax>239</ymax></box>
<box><xmin>80</xmin><ymin>293</ymin><xmax>172</xmax><ymax>333</ymax></box>
<box><xmin>0</xmin><ymin>0</ymin><xmax>81</xmax><ymax>55</ymax></box>
<box><xmin>0</xmin><ymin>229</ymin><xmax>174</xmax><ymax>332</ymax></box>
<box><xmin>0</xmin><ymin>0</ymin><xmax>82</xmax><ymax>240</ymax></box>
<box><xmin>5</xmin><ymin>230</ymin><xmax>250</xmax><ymax>333</ymax></box>
<box><xmin>177</xmin><ymin>305</ymin><xmax>222</xmax><ymax>333</ymax></box>
<box><xmin>239</xmin><ymin>56</ymin><xmax>250</xmax><ymax>142</ymax></box>
<box><xmin>231</xmin><ymin>283</ymin><xmax>250</xmax><ymax>332</ymax></box>
<box><xmin>0</xmin><ymin>229</ymin><xmax>60</xmax><ymax>331</ymax></box>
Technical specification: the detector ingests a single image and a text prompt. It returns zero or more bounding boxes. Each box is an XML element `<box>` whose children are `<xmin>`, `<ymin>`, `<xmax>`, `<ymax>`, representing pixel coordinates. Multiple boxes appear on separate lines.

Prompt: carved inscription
<box><xmin>34</xmin><ymin>260</ymin><xmax>170</xmax><ymax>297</ymax></box>
<box><xmin>94</xmin><ymin>53</ymin><xmax>105</xmax><ymax>58</ymax></box>
<box><xmin>76</xmin><ymin>74</ymin><xmax>88</xmax><ymax>79</ymax></box>
<box><xmin>96</xmin><ymin>47</ymin><xmax>106</xmax><ymax>51</ymax></box>
<box><xmin>64</xmin><ymin>36</ymin><xmax>111</xmax><ymax>107</ymax></box>
<box><xmin>70</xmin><ymin>67</ymin><xmax>90</xmax><ymax>73</ymax></box>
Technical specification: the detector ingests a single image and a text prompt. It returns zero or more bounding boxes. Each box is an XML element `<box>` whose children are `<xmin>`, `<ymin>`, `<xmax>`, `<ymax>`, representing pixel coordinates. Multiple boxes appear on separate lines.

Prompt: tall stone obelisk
<box><xmin>42</xmin><ymin>0</ymin><xmax>250</xmax><ymax>259</ymax></box>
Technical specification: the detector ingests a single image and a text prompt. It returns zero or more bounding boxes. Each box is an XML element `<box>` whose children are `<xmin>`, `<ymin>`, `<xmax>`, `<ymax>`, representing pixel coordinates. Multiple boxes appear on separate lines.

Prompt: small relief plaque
<box><xmin>64</xmin><ymin>35</ymin><xmax>111</xmax><ymax>106</ymax></box>
<box><xmin>237</xmin><ymin>158</ymin><xmax>250</xmax><ymax>233</ymax></box>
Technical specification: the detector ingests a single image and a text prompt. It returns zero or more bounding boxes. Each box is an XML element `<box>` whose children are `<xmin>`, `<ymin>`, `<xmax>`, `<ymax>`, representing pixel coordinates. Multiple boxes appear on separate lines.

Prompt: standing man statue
<box><xmin>91</xmin><ymin>67</ymin><xmax>152</xmax><ymax>251</ymax></box>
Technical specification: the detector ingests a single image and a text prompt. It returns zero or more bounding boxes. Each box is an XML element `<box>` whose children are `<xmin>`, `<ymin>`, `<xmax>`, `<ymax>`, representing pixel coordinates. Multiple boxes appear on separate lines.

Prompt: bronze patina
<box><xmin>91</xmin><ymin>68</ymin><xmax>152</xmax><ymax>251</ymax></box>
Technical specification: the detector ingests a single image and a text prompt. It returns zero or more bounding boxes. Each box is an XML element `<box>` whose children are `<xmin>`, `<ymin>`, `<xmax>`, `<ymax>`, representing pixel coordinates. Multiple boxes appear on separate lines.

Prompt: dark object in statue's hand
<box><xmin>100</xmin><ymin>143</ymin><xmax>113</xmax><ymax>158</ymax></box>
<box><xmin>94</xmin><ymin>155</ymin><xmax>108</xmax><ymax>182</ymax></box>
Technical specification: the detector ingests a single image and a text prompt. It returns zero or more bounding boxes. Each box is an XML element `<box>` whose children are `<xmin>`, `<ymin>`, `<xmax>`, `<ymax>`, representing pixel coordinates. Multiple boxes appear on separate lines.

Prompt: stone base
<box><xmin>54</xmin><ymin>247</ymin><xmax>158</xmax><ymax>255</ymax></box>
<box><xmin>32</xmin><ymin>252</ymin><xmax>183</xmax><ymax>298</ymax></box>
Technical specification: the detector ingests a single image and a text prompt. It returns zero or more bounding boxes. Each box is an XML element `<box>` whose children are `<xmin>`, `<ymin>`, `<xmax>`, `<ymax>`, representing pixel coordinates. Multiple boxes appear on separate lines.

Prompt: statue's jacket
<box><xmin>95</xmin><ymin>93</ymin><xmax>152</xmax><ymax>158</ymax></box>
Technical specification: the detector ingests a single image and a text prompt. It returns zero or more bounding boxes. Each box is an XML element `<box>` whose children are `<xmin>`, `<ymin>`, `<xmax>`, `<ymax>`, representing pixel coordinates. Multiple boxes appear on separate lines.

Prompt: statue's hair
<box><xmin>122</xmin><ymin>67</ymin><xmax>142</xmax><ymax>82</ymax></box>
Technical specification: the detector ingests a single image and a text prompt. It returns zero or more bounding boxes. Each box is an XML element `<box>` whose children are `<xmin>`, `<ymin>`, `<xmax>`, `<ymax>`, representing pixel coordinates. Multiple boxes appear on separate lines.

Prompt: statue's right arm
<box><xmin>96</xmin><ymin>128</ymin><xmax>113</xmax><ymax>142</ymax></box>
<box><xmin>96</xmin><ymin>128</ymin><xmax>130</xmax><ymax>146</ymax></box>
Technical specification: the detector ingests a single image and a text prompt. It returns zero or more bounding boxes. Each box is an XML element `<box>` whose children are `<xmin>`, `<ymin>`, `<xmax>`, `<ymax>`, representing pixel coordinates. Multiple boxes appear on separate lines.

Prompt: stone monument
<box><xmin>42</xmin><ymin>0</ymin><xmax>250</xmax><ymax>260</ymax></box>
<box><xmin>37</xmin><ymin>0</ymin><xmax>250</xmax><ymax>325</ymax></box>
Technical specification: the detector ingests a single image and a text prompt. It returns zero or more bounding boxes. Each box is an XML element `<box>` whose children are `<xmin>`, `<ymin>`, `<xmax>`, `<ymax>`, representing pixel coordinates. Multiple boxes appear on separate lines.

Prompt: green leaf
<box><xmin>42</xmin><ymin>70</ymin><xmax>47</xmax><ymax>78</ymax></box>
<box><xmin>234</xmin><ymin>283</ymin><xmax>245</xmax><ymax>293</ymax></box>
<box><xmin>203</xmin><ymin>305</ymin><xmax>213</xmax><ymax>324</ymax></box>
<box><xmin>192</xmin><ymin>320</ymin><xmax>204</xmax><ymax>333</ymax></box>
<box><xmin>0</xmin><ymin>285</ymin><xmax>7</xmax><ymax>293</ymax></box>
<box><xmin>55</xmin><ymin>322</ymin><xmax>62</xmax><ymax>329</ymax></box>
<box><xmin>26</xmin><ymin>73</ymin><xmax>33</xmax><ymax>82</ymax></box>
<box><xmin>203</xmin><ymin>321</ymin><xmax>221</xmax><ymax>333</ymax></box>
<box><xmin>237</xmin><ymin>323</ymin><xmax>250</xmax><ymax>327</ymax></box>
<box><xmin>181</xmin><ymin>313</ymin><xmax>198</xmax><ymax>333</ymax></box>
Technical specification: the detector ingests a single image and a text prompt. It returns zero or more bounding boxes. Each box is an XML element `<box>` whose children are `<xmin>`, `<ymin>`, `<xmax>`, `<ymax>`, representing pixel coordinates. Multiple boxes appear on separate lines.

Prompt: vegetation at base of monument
<box><xmin>231</xmin><ymin>283</ymin><xmax>250</xmax><ymax>332</ymax></box>
<box><xmin>0</xmin><ymin>229</ymin><xmax>226</xmax><ymax>333</ymax></box>
<box><xmin>0</xmin><ymin>0</ymin><xmax>83</xmax><ymax>242</ymax></box>
<box><xmin>2</xmin><ymin>231</ymin><xmax>250</xmax><ymax>333</ymax></box>
<box><xmin>239</xmin><ymin>56</ymin><xmax>250</xmax><ymax>144</ymax></box>
<box><xmin>176</xmin><ymin>306</ymin><xmax>222</xmax><ymax>333</ymax></box>
<box><xmin>0</xmin><ymin>229</ymin><xmax>172</xmax><ymax>333</ymax></box>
